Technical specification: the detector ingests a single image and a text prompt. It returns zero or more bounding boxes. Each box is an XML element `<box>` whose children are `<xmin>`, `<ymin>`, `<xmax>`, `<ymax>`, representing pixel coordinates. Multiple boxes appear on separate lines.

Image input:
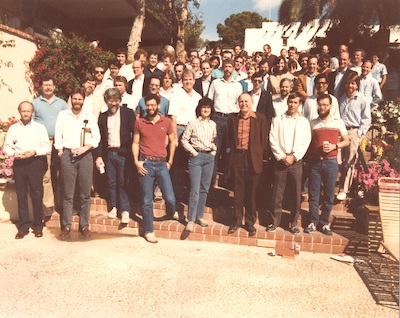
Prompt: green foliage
<box><xmin>217</xmin><ymin>11</ymin><xmax>268</xmax><ymax>48</ymax></box>
<box><xmin>29</xmin><ymin>33</ymin><xmax>114</xmax><ymax>100</ymax></box>
<box><xmin>184</xmin><ymin>14</ymin><xmax>205</xmax><ymax>50</ymax></box>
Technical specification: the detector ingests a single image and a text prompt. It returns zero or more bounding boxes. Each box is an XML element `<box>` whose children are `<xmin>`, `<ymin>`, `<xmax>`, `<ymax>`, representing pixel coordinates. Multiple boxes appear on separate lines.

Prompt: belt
<box><xmin>177</xmin><ymin>124</ymin><xmax>187</xmax><ymax>128</ymax></box>
<box><xmin>346</xmin><ymin>126</ymin><xmax>359</xmax><ymax>130</ymax></box>
<box><xmin>49</xmin><ymin>136</ymin><xmax>54</xmax><ymax>141</ymax></box>
<box><xmin>140</xmin><ymin>155</ymin><xmax>166</xmax><ymax>162</ymax></box>
<box><xmin>314</xmin><ymin>156</ymin><xmax>337</xmax><ymax>161</ymax></box>
<box><xmin>214</xmin><ymin>112</ymin><xmax>233</xmax><ymax>117</ymax></box>
<box><xmin>235</xmin><ymin>149</ymin><xmax>248</xmax><ymax>153</ymax></box>
<box><xmin>108</xmin><ymin>147</ymin><xmax>121</xmax><ymax>152</ymax></box>
<box><xmin>195</xmin><ymin>149</ymin><xmax>212</xmax><ymax>154</ymax></box>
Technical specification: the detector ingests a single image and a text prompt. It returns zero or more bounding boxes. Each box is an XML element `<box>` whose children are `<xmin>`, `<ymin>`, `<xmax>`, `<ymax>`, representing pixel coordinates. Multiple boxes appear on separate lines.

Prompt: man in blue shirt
<box><xmin>32</xmin><ymin>74</ymin><xmax>68</xmax><ymax>219</ymax></box>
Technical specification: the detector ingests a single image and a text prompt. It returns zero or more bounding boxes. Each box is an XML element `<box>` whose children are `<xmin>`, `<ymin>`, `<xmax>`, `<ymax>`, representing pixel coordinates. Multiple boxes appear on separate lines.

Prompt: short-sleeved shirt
<box><xmin>310</xmin><ymin>116</ymin><xmax>348</xmax><ymax>158</ymax></box>
<box><xmin>168</xmin><ymin>88</ymin><xmax>201</xmax><ymax>125</ymax></box>
<box><xmin>134</xmin><ymin>115</ymin><xmax>173</xmax><ymax>158</ymax></box>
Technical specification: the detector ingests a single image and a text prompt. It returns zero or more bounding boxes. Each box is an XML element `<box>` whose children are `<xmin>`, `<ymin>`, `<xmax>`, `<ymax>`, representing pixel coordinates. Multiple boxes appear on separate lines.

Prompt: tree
<box><xmin>127</xmin><ymin>0</ymin><xmax>146</xmax><ymax>61</ymax></box>
<box><xmin>184</xmin><ymin>13</ymin><xmax>205</xmax><ymax>50</ymax></box>
<box><xmin>217</xmin><ymin>11</ymin><xmax>268</xmax><ymax>48</ymax></box>
<box><xmin>278</xmin><ymin>0</ymin><xmax>400</xmax><ymax>55</ymax></box>
<box><xmin>29</xmin><ymin>34</ymin><xmax>113</xmax><ymax>100</ymax></box>
<box><xmin>146</xmin><ymin>0</ymin><xmax>200</xmax><ymax>52</ymax></box>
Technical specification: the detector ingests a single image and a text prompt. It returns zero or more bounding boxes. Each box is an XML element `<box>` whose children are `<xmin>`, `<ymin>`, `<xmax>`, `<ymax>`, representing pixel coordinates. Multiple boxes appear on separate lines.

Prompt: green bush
<box><xmin>29</xmin><ymin>33</ymin><xmax>114</xmax><ymax>100</ymax></box>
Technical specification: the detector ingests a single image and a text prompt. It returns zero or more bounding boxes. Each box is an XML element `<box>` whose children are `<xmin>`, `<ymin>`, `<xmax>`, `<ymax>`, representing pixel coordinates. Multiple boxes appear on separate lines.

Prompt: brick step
<box><xmin>45</xmin><ymin>198</ymin><xmax>366</xmax><ymax>254</ymax></box>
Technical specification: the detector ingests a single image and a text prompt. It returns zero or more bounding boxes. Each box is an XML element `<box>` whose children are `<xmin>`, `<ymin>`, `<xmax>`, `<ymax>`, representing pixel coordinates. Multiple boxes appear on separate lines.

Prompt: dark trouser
<box><xmin>270</xmin><ymin>159</ymin><xmax>302</xmax><ymax>228</ymax></box>
<box><xmin>171</xmin><ymin>126</ymin><xmax>189</xmax><ymax>199</ymax></box>
<box><xmin>212</xmin><ymin>113</ymin><xmax>231</xmax><ymax>185</ymax></box>
<box><xmin>60</xmin><ymin>149</ymin><xmax>93</xmax><ymax>230</ymax></box>
<box><xmin>13</xmin><ymin>156</ymin><xmax>47</xmax><ymax>232</ymax></box>
<box><xmin>232</xmin><ymin>152</ymin><xmax>261</xmax><ymax>228</ymax></box>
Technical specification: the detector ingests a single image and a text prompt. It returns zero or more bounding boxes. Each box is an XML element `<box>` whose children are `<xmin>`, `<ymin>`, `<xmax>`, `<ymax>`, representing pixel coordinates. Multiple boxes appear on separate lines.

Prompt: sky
<box><xmin>193</xmin><ymin>0</ymin><xmax>283</xmax><ymax>41</ymax></box>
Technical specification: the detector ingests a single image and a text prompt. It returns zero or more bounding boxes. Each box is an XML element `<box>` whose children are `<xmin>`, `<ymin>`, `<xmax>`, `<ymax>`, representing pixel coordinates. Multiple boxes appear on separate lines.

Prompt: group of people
<box><xmin>5</xmin><ymin>41</ymin><xmax>384</xmax><ymax>242</ymax></box>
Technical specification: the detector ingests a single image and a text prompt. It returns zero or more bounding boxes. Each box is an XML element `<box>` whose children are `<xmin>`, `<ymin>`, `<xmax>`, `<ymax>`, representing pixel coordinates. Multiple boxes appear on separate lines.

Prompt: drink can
<box><xmin>294</xmin><ymin>243</ymin><xmax>300</xmax><ymax>255</ymax></box>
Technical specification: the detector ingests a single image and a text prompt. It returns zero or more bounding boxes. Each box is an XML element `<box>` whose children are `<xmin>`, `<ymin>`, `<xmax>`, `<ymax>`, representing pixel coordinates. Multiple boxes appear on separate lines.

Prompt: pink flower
<box><xmin>4</xmin><ymin>169</ymin><xmax>12</xmax><ymax>176</ymax></box>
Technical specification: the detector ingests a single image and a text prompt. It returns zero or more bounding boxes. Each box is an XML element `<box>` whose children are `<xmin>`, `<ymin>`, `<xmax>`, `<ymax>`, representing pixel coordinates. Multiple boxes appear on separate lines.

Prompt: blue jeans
<box><xmin>308</xmin><ymin>158</ymin><xmax>339</xmax><ymax>226</ymax></box>
<box><xmin>106</xmin><ymin>151</ymin><xmax>130</xmax><ymax>212</ymax></box>
<box><xmin>188</xmin><ymin>152</ymin><xmax>215</xmax><ymax>222</ymax></box>
<box><xmin>138</xmin><ymin>160</ymin><xmax>176</xmax><ymax>233</ymax></box>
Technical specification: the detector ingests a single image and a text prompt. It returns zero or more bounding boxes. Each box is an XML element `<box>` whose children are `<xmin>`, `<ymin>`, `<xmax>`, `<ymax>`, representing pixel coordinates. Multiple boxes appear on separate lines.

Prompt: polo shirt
<box><xmin>137</xmin><ymin>95</ymin><xmax>169</xmax><ymax>117</ymax></box>
<box><xmin>134</xmin><ymin>115</ymin><xmax>173</xmax><ymax>158</ymax></box>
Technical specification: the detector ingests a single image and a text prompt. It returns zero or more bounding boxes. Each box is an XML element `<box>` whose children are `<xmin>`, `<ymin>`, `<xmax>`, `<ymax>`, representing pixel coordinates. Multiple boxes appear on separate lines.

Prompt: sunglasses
<box><xmin>95</xmin><ymin>70</ymin><xmax>104</xmax><ymax>74</ymax></box>
<box><xmin>317</xmin><ymin>82</ymin><xmax>328</xmax><ymax>85</ymax></box>
<box><xmin>252</xmin><ymin>79</ymin><xmax>263</xmax><ymax>83</ymax></box>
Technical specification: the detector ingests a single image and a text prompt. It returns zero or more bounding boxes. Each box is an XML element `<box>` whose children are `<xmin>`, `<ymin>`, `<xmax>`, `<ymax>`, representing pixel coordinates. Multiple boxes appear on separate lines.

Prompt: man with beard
<box><xmin>4</xmin><ymin>101</ymin><xmax>51</xmax><ymax>239</ymax></box>
<box><xmin>304</xmin><ymin>94</ymin><xmax>349</xmax><ymax>235</ymax></box>
<box><xmin>272</xmin><ymin>78</ymin><xmax>293</xmax><ymax>117</ymax></box>
<box><xmin>55</xmin><ymin>87</ymin><xmax>101</xmax><ymax>238</ymax></box>
<box><xmin>94</xmin><ymin>88</ymin><xmax>135</xmax><ymax>223</ymax></box>
<box><xmin>132</xmin><ymin>94</ymin><xmax>176</xmax><ymax>243</ymax></box>
<box><xmin>136</xmin><ymin>76</ymin><xmax>170</xmax><ymax>118</ymax></box>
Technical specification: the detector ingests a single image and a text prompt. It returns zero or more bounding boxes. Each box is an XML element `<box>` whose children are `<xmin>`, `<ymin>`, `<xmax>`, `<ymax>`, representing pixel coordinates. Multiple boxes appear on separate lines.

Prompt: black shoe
<box><xmin>15</xmin><ymin>231</ymin><xmax>29</xmax><ymax>239</ymax></box>
<box><xmin>33</xmin><ymin>230</ymin><xmax>43</xmax><ymax>238</ymax></box>
<box><xmin>290</xmin><ymin>226</ymin><xmax>300</xmax><ymax>234</ymax></box>
<box><xmin>228</xmin><ymin>226</ymin><xmax>238</xmax><ymax>234</ymax></box>
<box><xmin>321</xmin><ymin>225</ymin><xmax>333</xmax><ymax>236</ymax></box>
<box><xmin>266</xmin><ymin>224</ymin><xmax>277</xmax><ymax>232</ymax></box>
<box><xmin>60</xmin><ymin>227</ymin><xmax>71</xmax><ymax>237</ymax></box>
<box><xmin>245</xmin><ymin>225</ymin><xmax>256</xmax><ymax>236</ymax></box>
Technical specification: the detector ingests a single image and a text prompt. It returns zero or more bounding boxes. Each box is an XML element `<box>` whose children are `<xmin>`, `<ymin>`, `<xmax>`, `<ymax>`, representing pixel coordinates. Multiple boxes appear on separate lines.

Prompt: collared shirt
<box><xmin>181</xmin><ymin>117</ymin><xmax>217</xmax><ymax>156</ymax></box>
<box><xmin>137</xmin><ymin>95</ymin><xmax>169</xmax><ymax>118</ymax></box>
<box><xmin>134</xmin><ymin>115</ymin><xmax>173</xmax><ymax>158</ymax></box>
<box><xmin>350</xmin><ymin>64</ymin><xmax>362</xmax><ymax>75</ymax></box>
<box><xmin>4</xmin><ymin>120</ymin><xmax>51</xmax><ymax>157</ymax></box>
<box><xmin>54</xmin><ymin>109</ymin><xmax>100</xmax><ymax>149</ymax></box>
<box><xmin>237</xmin><ymin>111</ymin><xmax>256</xmax><ymax>150</ymax></box>
<box><xmin>131</xmin><ymin>74</ymin><xmax>145</xmax><ymax>108</ymax></box>
<box><xmin>102</xmin><ymin>76</ymin><xmax>115</xmax><ymax>91</ymax></box>
<box><xmin>302</xmin><ymin>93</ymin><xmax>340</xmax><ymax>122</ymax></box>
<box><xmin>168</xmin><ymin>88</ymin><xmax>202</xmax><ymax>125</ymax></box>
<box><xmin>118</xmin><ymin>63</ymin><xmax>135</xmax><ymax>82</ymax></box>
<box><xmin>144</xmin><ymin>67</ymin><xmax>164</xmax><ymax>79</ymax></box>
<box><xmin>32</xmin><ymin>95</ymin><xmax>68</xmax><ymax>137</ymax></box>
<box><xmin>359</xmin><ymin>73</ymin><xmax>382</xmax><ymax>105</ymax></box>
<box><xmin>107</xmin><ymin>107</ymin><xmax>121</xmax><ymax>148</ymax></box>
<box><xmin>201</xmin><ymin>77</ymin><xmax>212</xmax><ymax>97</ymax></box>
<box><xmin>249</xmin><ymin>91</ymin><xmax>261</xmax><ymax>112</ymax></box>
<box><xmin>371</xmin><ymin>62</ymin><xmax>388</xmax><ymax>83</ymax></box>
<box><xmin>310</xmin><ymin>115</ymin><xmax>348</xmax><ymax>158</ymax></box>
<box><xmin>207</xmin><ymin>77</ymin><xmax>243</xmax><ymax>114</ymax></box>
<box><xmin>338</xmin><ymin>92</ymin><xmax>371</xmax><ymax>137</ymax></box>
<box><xmin>272</xmin><ymin>96</ymin><xmax>288</xmax><ymax>117</ymax></box>
<box><xmin>334</xmin><ymin>68</ymin><xmax>347</xmax><ymax>96</ymax></box>
<box><xmin>269</xmin><ymin>113</ymin><xmax>311</xmax><ymax>161</ymax></box>
<box><xmin>159</xmin><ymin>87</ymin><xmax>175</xmax><ymax>100</ymax></box>
<box><xmin>306</xmin><ymin>74</ymin><xmax>316</xmax><ymax>96</ymax></box>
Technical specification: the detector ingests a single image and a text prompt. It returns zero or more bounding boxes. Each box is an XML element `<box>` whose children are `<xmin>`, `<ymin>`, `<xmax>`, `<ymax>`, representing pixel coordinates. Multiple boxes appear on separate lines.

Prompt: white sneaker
<box><xmin>336</xmin><ymin>191</ymin><xmax>347</xmax><ymax>201</ymax></box>
<box><xmin>186</xmin><ymin>221</ymin><xmax>195</xmax><ymax>232</ymax></box>
<box><xmin>121</xmin><ymin>211</ymin><xmax>130</xmax><ymax>224</ymax></box>
<box><xmin>173</xmin><ymin>211</ymin><xmax>180</xmax><ymax>220</ymax></box>
<box><xmin>108</xmin><ymin>207</ymin><xmax>117</xmax><ymax>219</ymax></box>
<box><xmin>144</xmin><ymin>232</ymin><xmax>158</xmax><ymax>243</ymax></box>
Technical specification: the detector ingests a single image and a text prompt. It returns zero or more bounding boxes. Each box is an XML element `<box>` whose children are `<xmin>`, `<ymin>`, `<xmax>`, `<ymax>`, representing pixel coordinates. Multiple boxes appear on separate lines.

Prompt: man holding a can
<box><xmin>304</xmin><ymin>94</ymin><xmax>349</xmax><ymax>235</ymax></box>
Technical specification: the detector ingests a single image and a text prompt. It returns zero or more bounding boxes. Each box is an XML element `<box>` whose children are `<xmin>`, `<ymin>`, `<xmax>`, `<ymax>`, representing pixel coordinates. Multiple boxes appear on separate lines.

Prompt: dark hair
<box><xmin>116</xmin><ymin>48</ymin><xmax>127</xmax><ymax>56</ymax></box>
<box><xmin>174</xmin><ymin>61</ymin><xmax>186</xmax><ymax>70</ymax></box>
<box><xmin>317</xmin><ymin>93</ymin><xmax>332</xmax><ymax>105</ymax></box>
<box><xmin>273</xmin><ymin>56</ymin><xmax>289</xmax><ymax>74</ymax></box>
<box><xmin>108</xmin><ymin>59</ymin><xmax>120</xmax><ymax>68</ymax></box>
<box><xmin>114</xmin><ymin>75</ymin><xmax>128</xmax><ymax>86</ymax></box>
<box><xmin>134</xmin><ymin>49</ymin><xmax>148</xmax><ymax>60</ymax></box>
<box><xmin>196</xmin><ymin>97</ymin><xmax>214</xmax><ymax>117</ymax></box>
<box><xmin>252</xmin><ymin>71</ymin><xmax>264</xmax><ymax>79</ymax></box>
<box><xmin>40</xmin><ymin>73</ymin><xmax>55</xmax><ymax>85</ymax></box>
<box><xmin>319</xmin><ymin>53</ymin><xmax>331</xmax><ymax>63</ymax></box>
<box><xmin>144</xmin><ymin>93</ymin><xmax>160</xmax><ymax>105</ymax></box>
<box><xmin>70</xmin><ymin>87</ymin><xmax>86</xmax><ymax>99</ymax></box>
<box><xmin>82</xmin><ymin>73</ymin><xmax>96</xmax><ymax>83</ymax></box>
<box><xmin>149</xmin><ymin>75</ymin><xmax>161</xmax><ymax>84</ymax></box>
<box><xmin>287</xmin><ymin>92</ymin><xmax>302</xmax><ymax>103</ymax></box>
<box><xmin>314</xmin><ymin>73</ymin><xmax>328</xmax><ymax>85</ymax></box>
<box><xmin>162</xmin><ymin>70</ymin><xmax>174</xmax><ymax>81</ymax></box>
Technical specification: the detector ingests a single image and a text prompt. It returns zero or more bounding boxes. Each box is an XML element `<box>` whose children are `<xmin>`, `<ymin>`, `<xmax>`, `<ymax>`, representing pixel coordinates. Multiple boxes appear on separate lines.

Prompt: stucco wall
<box><xmin>0</xmin><ymin>25</ymin><xmax>37</xmax><ymax>120</ymax></box>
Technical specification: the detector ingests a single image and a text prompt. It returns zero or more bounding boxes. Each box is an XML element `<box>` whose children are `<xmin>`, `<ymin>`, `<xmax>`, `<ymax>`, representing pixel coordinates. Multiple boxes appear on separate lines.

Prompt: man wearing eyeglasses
<box><xmin>302</xmin><ymin>74</ymin><xmax>340</xmax><ymax>122</ymax></box>
<box><xmin>93</xmin><ymin>65</ymin><xmax>105</xmax><ymax>94</ymax></box>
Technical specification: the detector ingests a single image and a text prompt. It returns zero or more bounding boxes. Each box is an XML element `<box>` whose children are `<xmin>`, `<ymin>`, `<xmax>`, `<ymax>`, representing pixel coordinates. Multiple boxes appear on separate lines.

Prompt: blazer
<box><xmin>328</xmin><ymin>68</ymin><xmax>358</xmax><ymax>99</ymax></box>
<box><xmin>296</xmin><ymin>73</ymin><xmax>319</xmax><ymax>99</ymax></box>
<box><xmin>227</xmin><ymin>112</ymin><xmax>269</xmax><ymax>174</ymax></box>
<box><xmin>194</xmin><ymin>76</ymin><xmax>216</xmax><ymax>97</ymax></box>
<box><xmin>93</xmin><ymin>106</ymin><xmax>136</xmax><ymax>159</ymax></box>
<box><xmin>127</xmin><ymin>76</ymin><xmax>150</xmax><ymax>97</ymax></box>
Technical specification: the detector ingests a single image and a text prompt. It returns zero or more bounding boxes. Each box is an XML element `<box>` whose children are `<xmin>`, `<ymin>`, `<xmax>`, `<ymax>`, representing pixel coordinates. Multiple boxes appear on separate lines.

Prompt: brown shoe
<box><xmin>15</xmin><ymin>231</ymin><xmax>29</xmax><ymax>239</ymax></box>
<box><xmin>33</xmin><ymin>230</ymin><xmax>43</xmax><ymax>238</ymax></box>
<box><xmin>81</xmin><ymin>227</ymin><xmax>91</xmax><ymax>238</ymax></box>
<box><xmin>60</xmin><ymin>227</ymin><xmax>71</xmax><ymax>237</ymax></box>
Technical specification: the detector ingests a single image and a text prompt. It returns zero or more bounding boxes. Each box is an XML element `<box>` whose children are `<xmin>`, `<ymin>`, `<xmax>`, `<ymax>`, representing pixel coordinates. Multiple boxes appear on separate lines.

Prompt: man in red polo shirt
<box><xmin>132</xmin><ymin>94</ymin><xmax>176</xmax><ymax>243</ymax></box>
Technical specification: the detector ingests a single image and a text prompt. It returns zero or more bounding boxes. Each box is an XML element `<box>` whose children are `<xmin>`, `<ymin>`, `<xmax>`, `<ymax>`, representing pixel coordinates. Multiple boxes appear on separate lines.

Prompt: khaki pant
<box><xmin>339</xmin><ymin>129</ymin><xmax>360</xmax><ymax>194</ymax></box>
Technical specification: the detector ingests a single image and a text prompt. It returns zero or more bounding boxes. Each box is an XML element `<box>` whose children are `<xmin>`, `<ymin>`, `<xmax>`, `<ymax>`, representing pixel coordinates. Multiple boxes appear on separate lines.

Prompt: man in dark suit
<box><xmin>227</xmin><ymin>93</ymin><xmax>268</xmax><ymax>236</ymax></box>
<box><xmin>94</xmin><ymin>88</ymin><xmax>135</xmax><ymax>223</ymax></box>
<box><xmin>126</xmin><ymin>59</ymin><xmax>150</xmax><ymax>99</ymax></box>
<box><xmin>194</xmin><ymin>60</ymin><xmax>215</xmax><ymax>97</ymax></box>
<box><xmin>328</xmin><ymin>51</ymin><xmax>357</xmax><ymax>99</ymax></box>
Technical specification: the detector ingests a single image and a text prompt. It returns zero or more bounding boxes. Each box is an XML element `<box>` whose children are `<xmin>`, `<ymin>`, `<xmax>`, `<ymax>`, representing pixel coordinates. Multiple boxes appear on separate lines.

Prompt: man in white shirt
<box><xmin>194</xmin><ymin>60</ymin><xmax>215</xmax><ymax>98</ymax></box>
<box><xmin>207</xmin><ymin>58</ymin><xmax>243</xmax><ymax>185</ymax></box>
<box><xmin>191</xmin><ymin>57</ymin><xmax>202</xmax><ymax>80</ymax></box>
<box><xmin>127</xmin><ymin>60</ymin><xmax>149</xmax><ymax>108</ymax></box>
<box><xmin>350</xmin><ymin>48</ymin><xmax>365</xmax><ymax>75</ymax></box>
<box><xmin>103</xmin><ymin>59</ymin><xmax>120</xmax><ymax>91</ymax></box>
<box><xmin>302</xmin><ymin>73</ymin><xmax>340</xmax><ymax>122</ymax></box>
<box><xmin>55</xmin><ymin>87</ymin><xmax>101</xmax><ymax>238</ymax></box>
<box><xmin>234</xmin><ymin>56</ymin><xmax>248</xmax><ymax>82</ymax></box>
<box><xmin>4</xmin><ymin>101</ymin><xmax>51</xmax><ymax>239</ymax></box>
<box><xmin>168</xmin><ymin>69</ymin><xmax>202</xmax><ymax>200</ymax></box>
<box><xmin>116</xmin><ymin>47</ymin><xmax>134</xmax><ymax>82</ymax></box>
<box><xmin>113</xmin><ymin>76</ymin><xmax>137</xmax><ymax>111</ymax></box>
<box><xmin>359</xmin><ymin>60</ymin><xmax>382</xmax><ymax>108</ymax></box>
<box><xmin>272</xmin><ymin>78</ymin><xmax>293</xmax><ymax>117</ymax></box>
<box><xmin>371</xmin><ymin>54</ymin><xmax>388</xmax><ymax>89</ymax></box>
<box><xmin>267</xmin><ymin>92</ymin><xmax>311</xmax><ymax>234</ymax></box>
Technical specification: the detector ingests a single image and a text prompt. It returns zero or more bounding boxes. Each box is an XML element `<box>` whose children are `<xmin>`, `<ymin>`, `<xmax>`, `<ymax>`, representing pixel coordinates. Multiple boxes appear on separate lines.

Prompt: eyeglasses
<box><xmin>95</xmin><ymin>71</ymin><xmax>104</xmax><ymax>74</ymax></box>
<box><xmin>316</xmin><ymin>82</ymin><xmax>328</xmax><ymax>85</ymax></box>
<box><xmin>252</xmin><ymin>79</ymin><xmax>263</xmax><ymax>83</ymax></box>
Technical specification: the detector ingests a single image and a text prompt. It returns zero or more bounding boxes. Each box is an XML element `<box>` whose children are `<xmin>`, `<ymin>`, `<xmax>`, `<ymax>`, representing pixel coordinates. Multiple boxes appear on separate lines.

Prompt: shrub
<box><xmin>29</xmin><ymin>33</ymin><xmax>114</xmax><ymax>100</ymax></box>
